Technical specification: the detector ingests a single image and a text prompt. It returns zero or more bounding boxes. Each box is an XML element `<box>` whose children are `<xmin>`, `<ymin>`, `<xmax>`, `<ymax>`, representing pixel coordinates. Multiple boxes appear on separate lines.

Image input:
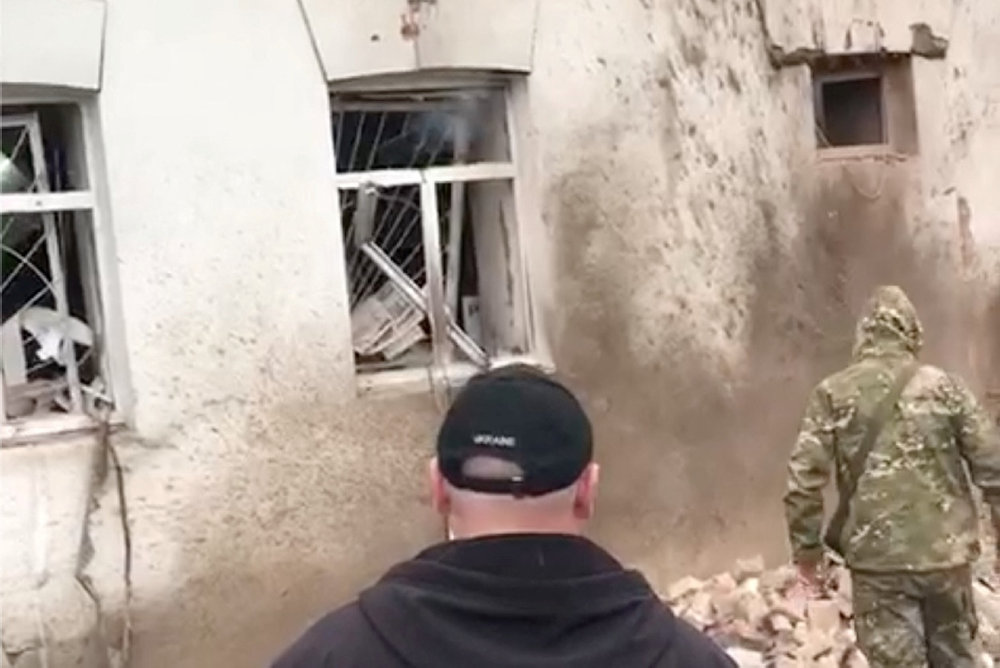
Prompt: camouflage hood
<box><xmin>851</xmin><ymin>285</ymin><xmax>924</xmax><ymax>361</ymax></box>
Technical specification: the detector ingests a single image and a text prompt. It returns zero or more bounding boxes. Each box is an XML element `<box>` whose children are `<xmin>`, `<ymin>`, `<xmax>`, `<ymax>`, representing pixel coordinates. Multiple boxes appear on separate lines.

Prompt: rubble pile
<box><xmin>663</xmin><ymin>556</ymin><xmax>1000</xmax><ymax>667</ymax></box>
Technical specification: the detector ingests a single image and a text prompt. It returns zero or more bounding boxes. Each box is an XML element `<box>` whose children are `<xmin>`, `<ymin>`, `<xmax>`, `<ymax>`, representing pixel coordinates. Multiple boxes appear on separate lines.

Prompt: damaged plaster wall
<box><xmin>0</xmin><ymin>436</ymin><xmax>111</xmax><ymax>667</ymax></box>
<box><xmin>3</xmin><ymin>1</ymin><xmax>445</xmax><ymax>666</ymax></box>
<box><xmin>774</xmin><ymin>0</ymin><xmax>1000</xmax><ymax>390</ymax></box>
<box><xmin>529</xmin><ymin>0</ymin><xmax>814</xmax><ymax>587</ymax></box>
<box><xmin>909</xmin><ymin>0</ymin><xmax>1000</xmax><ymax>389</ymax></box>
<box><xmin>533</xmin><ymin>0</ymin><xmax>1000</xmax><ymax>593</ymax></box>
<box><xmin>81</xmin><ymin>1</ymin><xmax>444</xmax><ymax>666</ymax></box>
<box><xmin>762</xmin><ymin>0</ymin><xmax>951</xmax><ymax>59</ymax></box>
<box><xmin>2</xmin><ymin>0</ymin><xmax>999</xmax><ymax>666</ymax></box>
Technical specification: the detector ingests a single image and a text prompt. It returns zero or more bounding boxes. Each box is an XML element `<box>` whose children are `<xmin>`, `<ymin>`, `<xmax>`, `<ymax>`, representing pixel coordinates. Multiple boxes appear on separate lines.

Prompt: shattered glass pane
<box><xmin>331</xmin><ymin>90</ymin><xmax>511</xmax><ymax>372</ymax></box>
<box><xmin>331</xmin><ymin>89</ymin><xmax>509</xmax><ymax>172</ymax></box>
<box><xmin>1</xmin><ymin>126</ymin><xmax>36</xmax><ymax>194</ymax></box>
<box><xmin>2</xmin><ymin>213</ymin><xmax>99</xmax><ymax>420</ymax></box>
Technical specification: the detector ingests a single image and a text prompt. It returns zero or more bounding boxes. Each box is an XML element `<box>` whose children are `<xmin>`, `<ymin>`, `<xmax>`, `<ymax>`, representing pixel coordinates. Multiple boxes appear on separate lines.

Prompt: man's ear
<box><xmin>428</xmin><ymin>457</ymin><xmax>450</xmax><ymax>516</ymax></box>
<box><xmin>573</xmin><ymin>462</ymin><xmax>600</xmax><ymax>520</ymax></box>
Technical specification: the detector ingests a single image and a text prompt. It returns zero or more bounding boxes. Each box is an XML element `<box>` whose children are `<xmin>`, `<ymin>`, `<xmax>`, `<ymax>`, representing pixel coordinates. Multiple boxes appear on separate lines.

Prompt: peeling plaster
<box><xmin>910</xmin><ymin>22</ymin><xmax>949</xmax><ymax>58</ymax></box>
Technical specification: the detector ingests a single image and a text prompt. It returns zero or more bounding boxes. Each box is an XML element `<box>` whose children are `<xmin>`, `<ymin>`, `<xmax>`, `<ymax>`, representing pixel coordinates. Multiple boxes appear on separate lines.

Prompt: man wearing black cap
<box><xmin>273</xmin><ymin>364</ymin><xmax>735</xmax><ymax>668</ymax></box>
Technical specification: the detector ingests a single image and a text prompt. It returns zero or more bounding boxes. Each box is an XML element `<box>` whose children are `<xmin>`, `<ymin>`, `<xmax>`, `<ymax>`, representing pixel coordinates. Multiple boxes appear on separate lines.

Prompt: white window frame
<box><xmin>0</xmin><ymin>98</ymin><xmax>130</xmax><ymax>445</ymax></box>
<box><xmin>332</xmin><ymin>84</ymin><xmax>547</xmax><ymax>397</ymax></box>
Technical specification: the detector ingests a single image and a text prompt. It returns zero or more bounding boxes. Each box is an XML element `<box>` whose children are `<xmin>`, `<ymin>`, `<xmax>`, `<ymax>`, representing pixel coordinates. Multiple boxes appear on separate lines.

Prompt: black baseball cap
<box><xmin>436</xmin><ymin>364</ymin><xmax>593</xmax><ymax>497</ymax></box>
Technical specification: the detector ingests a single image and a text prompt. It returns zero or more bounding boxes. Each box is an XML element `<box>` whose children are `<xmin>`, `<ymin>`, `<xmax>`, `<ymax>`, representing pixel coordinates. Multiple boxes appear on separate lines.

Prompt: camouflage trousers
<box><xmin>852</xmin><ymin>566</ymin><xmax>978</xmax><ymax>668</ymax></box>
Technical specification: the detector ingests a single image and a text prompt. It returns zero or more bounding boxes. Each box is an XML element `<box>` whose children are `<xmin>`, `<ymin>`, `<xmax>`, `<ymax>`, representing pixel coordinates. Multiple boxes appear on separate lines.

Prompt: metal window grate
<box><xmin>334</xmin><ymin>100</ymin><xmax>479</xmax><ymax>369</ymax></box>
<box><xmin>334</xmin><ymin>102</ymin><xmax>477</xmax><ymax>302</ymax></box>
<box><xmin>1</xmin><ymin>112</ymin><xmax>102</xmax><ymax>421</ymax></box>
<box><xmin>331</xmin><ymin>88</ymin><xmax>519</xmax><ymax>378</ymax></box>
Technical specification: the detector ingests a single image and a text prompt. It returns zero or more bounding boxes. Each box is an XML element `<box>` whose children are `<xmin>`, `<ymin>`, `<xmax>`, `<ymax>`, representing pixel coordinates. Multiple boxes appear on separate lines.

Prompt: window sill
<box><xmin>356</xmin><ymin>354</ymin><xmax>553</xmax><ymax>398</ymax></box>
<box><xmin>0</xmin><ymin>412</ymin><xmax>124</xmax><ymax>448</ymax></box>
<box><xmin>816</xmin><ymin>145</ymin><xmax>912</xmax><ymax>163</ymax></box>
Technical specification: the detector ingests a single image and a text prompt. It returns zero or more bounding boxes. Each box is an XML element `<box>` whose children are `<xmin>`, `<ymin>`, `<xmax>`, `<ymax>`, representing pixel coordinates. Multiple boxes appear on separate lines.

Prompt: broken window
<box><xmin>1</xmin><ymin>105</ymin><xmax>109</xmax><ymax>426</ymax></box>
<box><xmin>812</xmin><ymin>54</ymin><xmax>918</xmax><ymax>154</ymax></box>
<box><xmin>332</xmin><ymin>87</ymin><xmax>535</xmax><ymax>385</ymax></box>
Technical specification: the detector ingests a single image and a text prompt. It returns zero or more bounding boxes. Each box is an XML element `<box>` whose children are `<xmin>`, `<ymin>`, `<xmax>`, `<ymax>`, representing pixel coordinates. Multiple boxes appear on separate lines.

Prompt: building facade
<box><xmin>1</xmin><ymin>0</ymin><xmax>998</xmax><ymax>665</ymax></box>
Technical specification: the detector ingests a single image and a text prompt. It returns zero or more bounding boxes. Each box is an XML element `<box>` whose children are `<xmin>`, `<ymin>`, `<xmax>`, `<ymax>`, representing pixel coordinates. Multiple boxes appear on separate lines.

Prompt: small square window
<box><xmin>330</xmin><ymin>86</ymin><xmax>537</xmax><ymax>386</ymax></box>
<box><xmin>811</xmin><ymin>54</ymin><xmax>918</xmax><ymax>154</ymax></box>
<box><xmin>817</xmin><ymin>75</ymin><xmax>885</xmax><ymax>147</ymax></box>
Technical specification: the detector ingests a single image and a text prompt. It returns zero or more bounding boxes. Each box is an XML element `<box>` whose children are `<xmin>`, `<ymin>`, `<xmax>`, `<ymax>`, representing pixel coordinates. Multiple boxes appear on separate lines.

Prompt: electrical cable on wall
<box><xmin>841</xmin><ymin>163</ymin><xmax>886</xmax><ymax>201</ymax></box>
<box><xmin>73</xmin><ymin>405</ymin><xmax>132</xmax><ymax>668</ymax></box>
<box><xmin>815</xmin><ymin>124</ymin><xmax>887</xmax><ymax>201</ymax></box>
<box><xmin>32</xmin><ymin>591</ymin><xmax>51</xmax><ymax>668</ymax></box>
<box><xmin>427</xmin><ymin>359</ymin><xmax>454</xmax><ymax>540</ymax></box>
<box><xmin>105</xmin><ymin>420</ymin><xmax>133</xmax><ymax>666</ymax></box>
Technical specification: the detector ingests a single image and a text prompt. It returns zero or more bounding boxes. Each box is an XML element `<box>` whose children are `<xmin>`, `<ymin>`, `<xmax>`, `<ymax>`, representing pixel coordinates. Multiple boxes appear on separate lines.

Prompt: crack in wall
<box><xmin>77</xmin><ymin>417</ymin><xmax>133</xmax><ymax>668</ymax></box>
<box><xmin>6</xmin><ymin>413</ymin><xmax>136</xmax><ymax>668</ymax></box>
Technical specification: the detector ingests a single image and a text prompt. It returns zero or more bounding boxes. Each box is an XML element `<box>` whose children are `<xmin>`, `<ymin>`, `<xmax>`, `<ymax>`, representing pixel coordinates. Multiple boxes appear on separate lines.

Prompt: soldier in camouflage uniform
<box><xmin>784</xmin><ymin>285</ymin><xmax>1000</xmax><ymax>668</ymax></box>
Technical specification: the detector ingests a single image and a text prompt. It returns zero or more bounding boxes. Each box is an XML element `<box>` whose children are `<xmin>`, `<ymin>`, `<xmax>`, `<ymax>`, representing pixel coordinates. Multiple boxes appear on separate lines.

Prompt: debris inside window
<box><xmin>1</xmin><ymin>108</ymin><xmax>105</xmax><ymax>422</ymax></box>
<box><xmin>333</xmin><ymin>89</ymin><xmax>525</xmax><ymax>375</ymax></box>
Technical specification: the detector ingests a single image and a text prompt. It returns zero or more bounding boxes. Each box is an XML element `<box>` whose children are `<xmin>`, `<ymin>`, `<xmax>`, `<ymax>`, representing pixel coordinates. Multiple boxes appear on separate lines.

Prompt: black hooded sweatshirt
<box><xmin>272</xmin><ymin>534</ymin><xmax>736</xmax><ymax>668</ymax></box>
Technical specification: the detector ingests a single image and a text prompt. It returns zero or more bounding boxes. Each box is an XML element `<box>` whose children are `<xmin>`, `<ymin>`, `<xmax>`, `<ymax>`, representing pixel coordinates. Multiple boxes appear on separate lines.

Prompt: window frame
<box><xmin>813</xmin><ymin>68</ymin><xmax>889</xmax><ymax>151</ymax></box>
<box><xmin>330</xmin><ymin>82</ymin><xmax>547</xmax><ymax>397</ymax></box>
<box><xmin>810</xmin><ymin>53</ymin><xmax>920</xmax><ymax>159</ymax></box>
<box><xmin>0</xmin><ymin>96</ymin><xmax>130</xmax><ymax>445</ymax></box>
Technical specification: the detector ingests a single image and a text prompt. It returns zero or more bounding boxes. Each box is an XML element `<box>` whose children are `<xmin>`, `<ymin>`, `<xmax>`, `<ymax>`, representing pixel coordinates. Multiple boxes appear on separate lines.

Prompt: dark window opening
<box><xmin>816</xmin><ymin>76</ymin><xmax>885</xmax><ymax>147</ymax></box>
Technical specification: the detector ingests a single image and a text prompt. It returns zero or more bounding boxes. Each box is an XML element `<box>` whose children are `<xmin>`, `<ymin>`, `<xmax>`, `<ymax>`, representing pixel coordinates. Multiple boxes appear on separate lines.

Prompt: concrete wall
<box><xmin>530</xmin><ymin>0</ymin><xmax>815</xmax><ymax>584</ymax></box>
<box><xmin>2</xmin><ymin>0</ymin><xmax>999</xmax><ymax>666</ymax></box>
<box><xmin>86</xmin><ymin>2</ymin><xmax>441</xmax><ymax>665</ymax></box>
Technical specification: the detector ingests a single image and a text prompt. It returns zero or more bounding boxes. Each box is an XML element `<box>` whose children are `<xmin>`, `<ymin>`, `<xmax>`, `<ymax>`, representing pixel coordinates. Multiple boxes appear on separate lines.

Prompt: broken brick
<box><xmin>806</xmin><ymin>599</ymin><xmax>841</xmax><ymax>635</ymax></box>
<box><xmin>733</xmin><ymin>555</ymin><xmax>765</xmax><ymax>583</ymax></box>
<box><xmin>663</xmin><ymin>552</ymin><xmax>1000</xmax><ymax>666</ymax></box>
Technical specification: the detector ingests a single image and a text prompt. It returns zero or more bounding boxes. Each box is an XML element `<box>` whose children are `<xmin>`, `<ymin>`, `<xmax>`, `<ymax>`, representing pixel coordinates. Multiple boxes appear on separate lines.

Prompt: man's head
<box><xmin>429</xmin><ymin>364</ymin><xmax>599</xmax><ymax>539</ymax></box>
<box><xmin>852</xmin><ymin>285</ymin><xmax>924</xmax><ymax>361</ymax></box>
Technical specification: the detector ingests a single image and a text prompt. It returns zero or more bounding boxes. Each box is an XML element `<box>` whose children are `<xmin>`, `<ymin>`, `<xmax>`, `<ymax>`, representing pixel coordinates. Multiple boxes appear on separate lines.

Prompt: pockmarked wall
<box><xmin>762</xmin><ymin>0</ymin><xmax>1000</xmax><ymax>387</ymax></box>
<box><xmin>1</xmin><ymin>0</ymin><xmax>998</xmax><ymax>667</ymax></box>
<box><xmin>529</xmin><ymin>0</ymin><xmax>815</xmax><ymax>584</ymax></box>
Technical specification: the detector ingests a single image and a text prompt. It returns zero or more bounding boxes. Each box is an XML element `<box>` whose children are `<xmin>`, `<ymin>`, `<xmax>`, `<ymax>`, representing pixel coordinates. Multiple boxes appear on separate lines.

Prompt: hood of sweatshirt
<box><xmin>357</xmin><ymin>534</ymin><xmax>682</xmax><ymax>668</ymax></box>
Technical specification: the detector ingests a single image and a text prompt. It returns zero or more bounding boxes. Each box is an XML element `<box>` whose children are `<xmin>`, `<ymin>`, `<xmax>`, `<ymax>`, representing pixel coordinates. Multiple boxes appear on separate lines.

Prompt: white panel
<box><xmin>416</xmin><ymin>0</ymin><xmax>538</xmax><ymax>72</ymax></box>
<box><xmin>300</xmin><ymin>0</ymin><xmax>538</xmax><ymax>83</ymax></box>
<box><xmin>0</xmin><ymin>0</ymin><xmax>105</xmax><ymax>90</ymax></box>
<box><xmin>299</xmin><ymin>0</ymin><xmax>417</xmax><ymax>81</ymax></box>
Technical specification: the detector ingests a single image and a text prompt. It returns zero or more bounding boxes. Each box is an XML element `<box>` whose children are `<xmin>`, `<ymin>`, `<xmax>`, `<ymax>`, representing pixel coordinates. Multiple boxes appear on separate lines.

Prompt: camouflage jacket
<box><xmin>784</xmin><ymin>286</ymin><xmax>1000</xmax><ymax>572</ymax></box>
